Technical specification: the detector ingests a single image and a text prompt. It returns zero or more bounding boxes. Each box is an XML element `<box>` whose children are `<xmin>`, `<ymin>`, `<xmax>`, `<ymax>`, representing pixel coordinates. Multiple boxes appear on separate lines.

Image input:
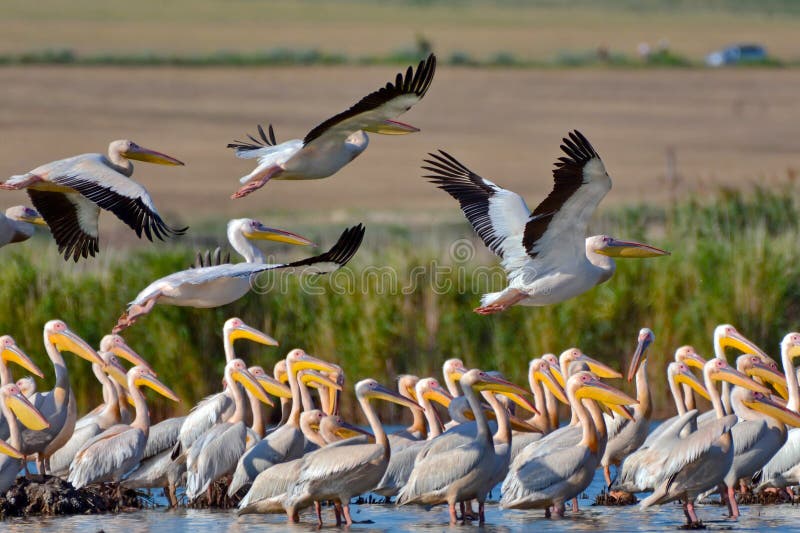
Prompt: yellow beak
<box><xmin>256</xmin><ymin>374</ymin><xmax>292</xmax><ymax>400</ymax></box>
<box><xmin>229</xmin><ymin>322</ymin><xmax>279</xmax><ymax>346</ymax></box>
<box><xmin>2</xmin><ymin>341</ymin><xmax>44</xmax><ymax>378</ymax></box>
<box><xmin>363</xmin><ymin>119</ymin><xmax>420</xmax><ymax>135</ymax></box>
<box><xmin>6</xmin><ymin>390</ymin><xmax>50</xmax><ymax>430</ymax></box>
<box><xmin>422</xmin><ymin>386</ymin><xmax>453</xmax><ymax>408</ymax></box>
<box><xmin>105</xmin><ymin>360</ymin><xmax>129</xmax><ymax>388</ymax></box>
<box><xmin>109</xmin><ymin>342</ymin><xmax>153</xmax><ymax>372</ymax></box>
<box><xmin>0</xmin><ymin>438</ymin><xmax>23</xmax><ymax>459</ymax></box>
<box><xmin>594</xmin><ymin>238</ymin><xmax>670</xmax><ymax>258</ymax></box>
<box><xmin>133</xmin><ymin>372</ymin><xmax>181</xmax><ymax>403</ymax></box>
<box><xmin>713</xmin><ymin>364</ymin><xmax>771</xmax><ymax>394</ymax></box>
<box><xmin>681</xmin><ymin>351</ymin><xmax>707</xmax><ymax>369</ymax></box>
<box><xmin>575</xmin><ymin>377</ymin><xmax>638</xmax><ymax>416</ymax></box>
<box><xmin>244</xmin><ymin>222</ymin><xmax>315</xmax><ymax>246</ymax></box>
<box><xmin>578</xmin><ymin>354</ymin><xmax>622</xmax><ymax>380</ymax></box>
<box><xmin>744</xmin><ymin>393</ymin><xmax>800</xmax><ymax>428</ymax></box>
<box><xmin>231</xmin><ymin>367</ymin><xmax>272</xmax><ymax>406</ymax></box>
<box><xmin>534</xmin><ymin>368</ymin><xmax>568</xmax><ymax>404</ymax></box>
<box><xmin>333</xmin><ymin>419</ymin><xmax>373</xmax><ymax>439</ymax></box>
<box><xmin>123</xmin><ymin>144</ymin><xmax>184</xmax><ymax>166</ymax></box>
<box><xmin>366</xmin><ymin>382</ymin><xmax>423</xmax><ymax>412</ymax></box>
<box><xmin>674</xmin><ymin>373</ymin><xmax>711</xmax><ymax>401</ymax></box>
<box><xmin>291</xmin><ymin>352</ymin><xmax>341</xmax><ymax>375</ymax></box>
<box><xmin>50</xmin><ymin>329</ymin><xmax>104</xmax><ymax>365</ymax></box>
<box><xmin>719</xmin><ymin>330</ymin><xmax>767</xmax><ymax>360</ymax></box>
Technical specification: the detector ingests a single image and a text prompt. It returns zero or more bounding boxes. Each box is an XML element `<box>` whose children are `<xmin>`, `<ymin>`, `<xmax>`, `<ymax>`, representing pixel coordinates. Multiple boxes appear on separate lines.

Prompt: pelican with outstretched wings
<box><xmin>424</xmin><ymin>130</ymin><xmax>669</xmax><ymax>314</ymax></box>
<box><xmin>227</xmin><ymin>54</ymin><xmax>436</xmax><ymax>198</ymax></box>
<box><xmin>0</xmin><ymin>140</ymin><xmax>187</xmax><ymax>261</ymax></box>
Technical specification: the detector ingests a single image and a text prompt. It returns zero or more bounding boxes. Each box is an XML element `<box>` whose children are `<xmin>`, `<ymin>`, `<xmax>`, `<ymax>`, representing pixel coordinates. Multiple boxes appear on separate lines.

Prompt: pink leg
<box><xmin>474</xmin><ymin>289</ymin><xmax>527</xmax><ymax>315</ymax></box>
<box><xmin>342</xmin><ymin>503</ymin><xmax>353</xmax><ymax>526</ymax></box>
<box><xmin>231</xmin><ymin>166</ymin><xmax>282</xmax><ymax>199</ymax></box>
<box><xmin>727</xmin><ymin>485</ymin><xmax>740</xmax><ymax>518</ymax></box>
<box><xmin>314</xmin><ymin>501</ymin><xmax>323</xmax><ymax>526</ymax></box>
<box><xmin>603</xmin><ymin>465</ymin><xmax>612</xmax><ymax>487</ymax></box>
<box><xmin>449</xmin><ymin>503</ymin><xmax>458</xmax><ymax>525</ymax></box>
<box><xmin>571</xmin><ymin>497</ymin><xmax>579</xmax><ymax>512</ymax></box>
<box><xmin>113</xmin><ymin>296</ymin><xmax>159</xmax><ymax>333</ymax></box>
<box><xmin>0</xmin><ymin>174</ymin><xmax>43</xmax><ymax>190</ymax></box>
<box><xmin>685</xmin><ymin>501</ymin><xmax>700</xmax><ymax>525</ymax></box>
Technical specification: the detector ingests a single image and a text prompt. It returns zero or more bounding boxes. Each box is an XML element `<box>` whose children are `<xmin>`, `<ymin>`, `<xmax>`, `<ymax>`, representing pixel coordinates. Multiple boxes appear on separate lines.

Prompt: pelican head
<box><xmin>111</xmin><ymin>140</ymin><xmax>184</xmax><ymax>166</ymax></box>
<box><xmin>300</xmin><ymin>409</ymin><xmax>326</xmax><ymax>433</ymax></box>
<box><xmin>224</xmin><ymin>317</ymin><xmax>279</xmax><ymax>347</ymax></box>
<box><xmin>228</xmin><ymin>219</ymin><xmax>315</xmax><ymax>247</ymax></box>
<box><xmin>321</xmin><ymin>414</ymin><xmax>374</xmax><ymax>440</ymax></box>
<box><xmin>356</xmin><ymin>379</ymin><xmax>423</xmax><ymax>411</ymax></box>
<box><xmin>736</xmin><ymin>353</ymin><xmax>787</xmax><ymax>392</ymax></box>
<box><xmin>559</xmin><ymin>348</ymin><xmax>621</xmax><ymax>381</ymax></box>
<box><xmin>460</xmin><ymin>369</ymin><xmax>537</xmax><ymax>413</ymax></box>
<box><xmin>286</xmin><ymin>349</ymin><xmax>340</xmax><ymax>376</ymax></box>
<box><xmin>668</xmin><ymin>362</ymin><xmax>711</xmax><ymax>401</ymax></box>
<box><xmin>588</xmin><ymin>235</ymin><xmax>670</xmax><ymax>258</ymax></box>
<box><xmin>704</xmin><ymin>357</ymin><xmax>770</xmax><ymax>394</ymax></box>
<box><xmin>569</xmin><ymin>371</ymin><xmax>639</xmax><ymax>420</ymax></box>
<box><xmin>5</xmin><ymin>206</ymin><xmax>46</xmax><ymax>226</ymax></box>
<box><xmin>226</xmin><ymin>359</ymin><xmax>271</xmax><ymax>406</ymax></box>
<box><xmin>627</xmin><ymin>328</ymin><xmax>655</xmax><ymax>382</ymax></box>
<box><xmin>743</xmin><ymin>391</ymin><xmax>800</xmax><ymax>428</ymax></box>
<box><xmin>45</xmin><ymin>320</ymin><xmax>103</xmax><ymax>365</ymax></box>
<box><xmin>397</xmin><ymin>374</ymin><xmax>420</xmax><ymax>402</ymax></box>
<box><xmin>249</xmin><ymin>365</ymin><xmax>292</xmax><ymax>399</ymax></box>
<box><xmin>297</xmin><ymin>368</ymin><xmax>342</xmax><ymax>414</ymax></box>
<box><xmin>101</xmin><ymin>352</ymin><xmax>130</xmax><ymax>388</ymax></box>
<box><xmin>15</xmin><ymin>376</ymin><xmax>36</xmax><ymax>398</ymax></box>
<box><xmin>675</xmin><ymin>345</ymin><xmax>706</xmax><ymax>369</ymax></box>
<box><xmin>416</xmin><ymin>377</ymin><xmax>453</xmax><ymax>408</ymax></box>
<box><xmin>442</xmin><ymin>358</ymin><xmax>468</xmax><ymax>396</ymax></box>
<box><xmin>0</xmin><ymin>335</ymin><xmax>43</xmax><ymax>378</ymax></box>
<box><xmin>714</xmin><ymin>324</ymin><xmax>770</xmax><ymax>361</ymax></box>
<box><xmin>781</xmin><ymin>332</ymin><xmax>800</xmax><ymax>360</ymax></box>
<box><xmin>128</xmin><ymin>366</ymin><xmax>181</xmax><ymax>403</ymax></box>
<box><xmin>1</xmin><ymin>383</ymin><xmax>49</xmax><ymax>431</ymax></box>
<box><xmin>274</xmin><ymin>359</ymin><xmax>289</xmax><ymax>384</ymax></box>
<box><xmin>529</xmin><ymin>359</ymin><xmax>568</xmax><ymax>404</ymax></box>
<box><xmin>99</xmin><ymin>334</ymin><xmax>152</xmax><ymax>371</ymax></box>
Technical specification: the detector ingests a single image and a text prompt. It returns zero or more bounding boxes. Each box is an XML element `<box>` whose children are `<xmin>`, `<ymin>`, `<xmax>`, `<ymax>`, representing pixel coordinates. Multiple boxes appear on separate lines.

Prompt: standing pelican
<box><xmin>227</xmin><ymin>349</ymin><xmax>339</xmax><ymax>497</ymax></box>
<box><xmin>0</xmin><ymin>335</ymin><xmax>43</xmax><ymax>391</ymax></box>
<box><xmin>639</xmin><ymin>358</ymin><xmax>771</xmax><ymax>527</ymax></box>
<box><xmin>398</xmin><ymin>370</ymin><xmax>534</xmax><ymax>525</ymax></box>
<box><xmin>114</xmin><ymin>221</ymin><xmax>364</xmax><ymax>331</ymax></box>
<box><xmin>68</xmin><ymin>366</ymin><xmax>180</xmax><ymax>493</ymax></box>
<box><xmin>0</xmin><ymin>140</ymin><xmax>186</xmax><ymax>260</ymax></box>
<box><xmin>0</xmin><ymin>206</ymin><xmax>47</xmax><ymax>248</ymax></box>
<box><xmin>424</xmin><ymin>131</ymin><xmax>669</xmax><ymax>314</ymax></box>
<box><xmin>185</xmin><ymin>359</ymin><xmax>273</xmax><ymax>502</ymax></box>
<box><xmin>601</xmin><ymin>328</ymin><xmax>655</xmax><ymax>488</ymax></box>
<box><xmin>16</xmin><ymin>376</ymin><xmax>37</xmax><ymax>398</ymax></box>
<box><xmin>0</xmin><ymin>383</ymin><xmax>50</xmax><ymax>492</ymax></box>
<box><xmin>20</xmin><ymin>320</ymin><xmax>104</xmax><ymax>474</ymax></box>
<box><xmin>227</xmin><ymin>54</ymin><xmax>436</xmax><ymax>198</ymax></box>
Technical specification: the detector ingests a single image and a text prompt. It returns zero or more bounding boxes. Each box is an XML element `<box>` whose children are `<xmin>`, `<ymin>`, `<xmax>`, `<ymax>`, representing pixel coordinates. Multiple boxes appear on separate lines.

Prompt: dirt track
<box><xmin>1</xmin><ymin>66</ymin><xmax>798</xmax><ymax>225</ymax></box>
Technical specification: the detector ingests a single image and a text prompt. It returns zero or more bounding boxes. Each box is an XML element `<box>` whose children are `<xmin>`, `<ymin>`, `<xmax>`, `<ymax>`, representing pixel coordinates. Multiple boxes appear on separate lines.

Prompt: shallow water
<box><xmin>4</xmin><ymin>469</ymin><xmax>799</xmax><ymax>532</ymax></box>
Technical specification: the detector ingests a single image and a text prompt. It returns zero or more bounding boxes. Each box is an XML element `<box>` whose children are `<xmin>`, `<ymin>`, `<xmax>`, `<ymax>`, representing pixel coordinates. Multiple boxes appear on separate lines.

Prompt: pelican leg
<box><xmin>787</xmin><ymin>487</ymin><xmax>795</xmax><ymax>501</ymax></box>
<box><xmin>726</xmin><ymin>485</ymin><xmax>740</xmax><ymax>518</ymax></box>
<box><xmin>0</xmin><ymin>174</ymin><xmax>42</xmax><ymax>190</ymax></box>
<box><xmin>449</xmin><ymin>503</ymin><xmax>458</xmax><ymax>525</ymax></box>
<box><xmin>231</xmin><ymin>166</ymin><xmax>282</xmax><ymax>199</ymax></box>
<box><xmin>555</xmin><ymin>503</ymin><xmax>566</xmax><ymax>518</ymax></box>
<box><xmin>474</xmin><ymin>288</ymin><xmax>527</xmax><ymax>315</ymax></box>
<box><xmin>342</xmin><ymin>502</ymin><xmax>354</xmax><ymax>526</ymax></box>
<box><xmin>684</xmin><ymin>501</ymin><xmax>700</xmax><ymax>526</ymax></box>
<box><xmin>113</xmin><ymin>296</ymin><xmax>159</xmax><ymax>333</ymax></box>
<box><xmin>571</xmin><ymin>497</ymin><xmax>579</xmax><ymax>512</ymax></box>
<box><xmin>478</xmin><ymin>501</ymin><xmax>485</xmax><ymax>526</ymax></box>
<box><xmin>603</xmin><ymin>465</ymin><xmax>613</xmax><ymax>487</ymax></box>
<box><xmin>36</xmin><ymin>454</ymin><xmax>46</xmax><ymax>477</ymax></box>
<box><xmin>334</xmin><ymin>501</ymin><xmax>343</xmax><ymax>526</ymax></box>
<box><xmin>545</xmin><ymin>507</ymin><xmax>551</xmax><ymax>518</ymax></box>
<box><xmin>314</xmin><ymin>501</ymin><xmax>323</xmax><ymax>526</ymax></box>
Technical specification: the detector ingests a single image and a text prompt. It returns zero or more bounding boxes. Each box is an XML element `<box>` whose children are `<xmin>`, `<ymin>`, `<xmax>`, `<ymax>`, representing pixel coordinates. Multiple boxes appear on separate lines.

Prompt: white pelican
<box><xmin>172</xmin><ymin>317</ymin><xmax>278</xmax><ymax>459</ymax></box>
<box><xmin>0</xmin><ymin>140</ymin><xmax>186</xmax><ymax>261</ymax></box>
<box><xmin>16</xmin><ymin>376</ymin><xmax>37</xmax><ymax>398</ymax></box>
<box><xmin>68</xmin><ymin>366</ymin><xmax>180</xmax><ymax>494</ymax></box>
<box><xmin>0</xmin><ymin>335</ymin><xmax>43</xmax><ymax>390</ymax></box>
<box><xmin>227</xmin><ymin>54</ymin><xmax>436</xmax><ymax>198</ymax></box>
<box><xmin>755</xmin><ymin>333</ymin><xmax>800</xmax><ymax>493</ymax></box>
<box><xmin>424</xmin><ymin>131</ymin><xmax>669</xmax><ymax>314</ymax></box>
<box><xmin>0</xmin><ymin>383</ymin><xmax>50</xmax><ymax>492</ymax></box>
<box><xmin>639</xmin><ymin>358</ymin><xmax>770</xmax><ymax>527</ymax></box>
<box><xmin>0</xmin><ymin>206</ymin><xmax>47</xmax><ymax>248</ymax></box>
<box><xmin>500</xmin><ymin>371</ymin><xmax>637</xmax><ymax>516</ymax></box>
<box><xmin>227</xmin><ymin>349</ymin><xmax>339</xmax><ymax>497</ymax></box>
<box><xmin>398</xmin><ymin>370</ymin><xmax>534</xmax><ymax>525</ymax></box>
<box><xmin>255</xmin><ymin>378</ymin><xmax>422</xmax><ymax>525</ymax></box>
<box><xmin>184</xmin><ymin>359</ymin><xmax>273</xmax><ymax>502</ymax></box>
<box><xmin>601</xmin><ymin>328</ymin><xmax>655</xmax><ymax>488</ymax></box>
<box><xmin>19</xmin><ymin>320</ymin><xmax>104</xmax><ymax>474</ymax></box>
<box><xmin>114</xmin><ymin>221</ymin><xmax>364</xmax><ymax>332</ymax></box>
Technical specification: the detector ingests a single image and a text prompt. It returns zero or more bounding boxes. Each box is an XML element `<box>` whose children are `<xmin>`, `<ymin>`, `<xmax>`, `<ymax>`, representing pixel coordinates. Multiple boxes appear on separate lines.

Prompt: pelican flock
<box><xmin>0</xmin><ymin>51</ymin><xmax>797</xmax><ymax>531</ymax></box>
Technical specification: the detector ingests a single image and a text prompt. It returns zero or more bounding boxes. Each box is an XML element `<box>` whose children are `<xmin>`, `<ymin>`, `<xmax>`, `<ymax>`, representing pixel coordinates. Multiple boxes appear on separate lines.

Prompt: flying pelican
<box><xmin>601</xmin><ymin>328</ymin><xmax>655</xmax><ymax>489</ymax></box>
<box><xmin>184</xmin><ymin>359</ymin><xmax>274</xmax><ymax>502</ymax></box>
<box><xmin>227</xmin><ymin>349</ymin><xmax>339</xmax><ymax>497</ymax></box>
<box><xmin>227</xmin><ymin>54</ymin><xmax>436</xmax><ymax>198</ymax></box>
<box><xmin>17</xmin><ymin>320</ymin><xmax>104</xmax><ymax>474</ymax></box>
<box><xmin>68</xmin><ymin>366</ymin><xmax>180</xmax><ymax>495</ymax></box>
<box><xmin>0</xmin><ymin>140</ymin><xmax>186</xmax><ymax>261</ymax></box>
<box><xmin>500</xmin><ymin>371</ymin><xmax>637</xmax><ymax>516</ymax></box>
<box><xmin>0</xmin><ymin>383</ymin><xmax>50</xmax><ymax>492</ymax></box>
<box><xmin>114</xmin><ymin>221</ymin><xmax>364</xmax><ymax>332</ymax></box>
<box><xmin>254</xmin><ymin>378</ymin><xmax>423</xmax><ymax>525</ymax></box>
<box><xmin>639</xmin><ymin>358</ymin><xmax>771</xmax><ymax>527</ymax></box>
<box><xmin>754</xmin><ymin>333</ymin><xmax>800</xmax><ymax>494</ymax></box>
<box><xmin>614</xmin><ymin>360</ymin><xmax>710</xmax><ymax>493</ymax></box>
<box><xmin>0</xmin><ymin>206</ymin><xmax>47</xmax><ymax>248</ymax></box>
<box><xmin>172</xmin><ymin>317</ymin><xmax>278</xmax><ymax>459</ymax></box>
<box><xmin>398</xmin><ymin>370</ymin><xmax>535</xmax><ymax>525</ymax></box>
<box><xmin>424</xmin><ymin>131</ymin><xmax>669</xmax><ymax>314</ymax></box>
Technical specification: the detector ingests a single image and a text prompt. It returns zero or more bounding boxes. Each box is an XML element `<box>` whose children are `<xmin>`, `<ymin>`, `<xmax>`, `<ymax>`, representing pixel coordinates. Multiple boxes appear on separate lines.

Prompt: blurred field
<box><xmin>2</xmin><ymin>0</ymin><xmax>800</xmax><ymax>63</ymax></box>
<box><xmin>2</xmin><ymin>65</ymin><xmax>799</xmax><ymax>241</ymax></box>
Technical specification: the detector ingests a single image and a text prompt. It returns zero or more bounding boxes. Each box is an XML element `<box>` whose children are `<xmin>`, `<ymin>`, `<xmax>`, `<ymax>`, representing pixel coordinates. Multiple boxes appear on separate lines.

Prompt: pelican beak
<box><xmin>0</xmin><ymin>438</ymin><xmax>22</xmax><ymax>459</ymax></box>
<box><xmin>329</xmin><ymin>372</ymin><xmax>344</xmax><ymax>416</ymax></box>
<box><xmin>682</xmin><ymin>351</ymin><xmax>707</xmax><ymax>370</ymax></box>
<box><xmin>104</xmin><ymin>360</ymin><xmax>129</xmax><ymax>389</ymax></box>
<box><xmin>745</xmin><ymin>393</ymin><xmax>800</xmax><ymax>428</ymax></box>
<box><xmin>244</xmin><ymin>222</ymin><xmax>315</xmax><ymax>246</ymax></box>
<box><xmin>1</xmin><ymin>341</ymin><xmax>44</xmax><ymax>378</ymax></box>
<box><xmin>363</xmin><ymin>119</ymin><xmax>419</xmax><ymax>135</ymax></box>
<box><xmin>498</xmin><ymin>392</ymin><xmax>539</xmax><ymax>415</ymax></box>
<box><xmin>576</xmin><ymin>354</ymin><xmax>622</xmax><ymax>380</ymax></box>
<box><xmin>674</xmin><ymin>372</ymin><xmax>711</xmax><ymax>401</ymax></box>
<box><xmin>549</xmin><ymin>365</ymin><xmax>565</xmax><ymax>388</ymax></box>
<box><xmin>422</xmin><ymin>384</ymin><xmax>453</xmax><ymax>408</ymax></box>
<box><xmin>19</xmin><ymin>207</ymin><xmax>47</xmax><ymax>226</ymax></box>
<box><xmin>231</xmin><ymin>367</ymin><xmax>272</xmax><ymax>406</ymax></box>
<box><xmin>713</xmin><ymin>364</ymin><xmax>771</xmax><ymax>394</ymax></box>
<box><xmin>229</xmin><ymin>323</ymin><xmax>279</xmax><ymax>346</ymax></box>
<box><xmin>743</xmin><ymin>358</ymin><xmax>788</xmax><ymax>398</ymax></box>
<box><xmin>367</xmin><ymin>383</ymin><xmax>423</xmax><ymax>411</ymax></box>
<box><xmin>535</xmin><ymin>366</ymin><xmax>569</xmax><ymax>404</ymax></box>
<box><xmin>290</xmin><ymin>352</ymin><xmax>340</xmax><ymax>375</ymax></box>
<box><xmin>5</xmin><ymin>388</ymin><xmax>49</xmax><ymax>430</ymax></box>
<box><xmin>123</xmin><ymin>144</ymin><xmax>184</xmax><ymax>166</ymax></box>
<box><xmin>109</xmin><ymin>341</ymin><xmax>153</xmax><ymax>372</ymax></box>
<box><xmin>575</xmin><ymin>376</ymin><xmax>638</xmax><ymax>418</ymax></box>
<box><xmin>256</xmin><ymin>373</ymin><xmax>292</xmax><ymax>399</ymax></box>
<box><xmin>720</xmin><ymin>330</ymin><xmax>767</xmax><ymax>359</ymax></box>
<box><xmin>335</xmin><ymin>419</ymin><xmax>374</xmax><ymax>439</ymax></box>
<box><xmin>508</xmin><ymin>412</ymin><xmax>540</xmax><ymax>432</ymax></box>
<box><xmin>50</xmin><ymin>328</ymin><xmax>103</xmax><ymax>365</ymax></box>
<box><xmin>134</xmin><ymin>372</ymin><xmax>181</xmax><ymax>403</ymax></box>
<box><xmin>628</xmin><ymin>333</ymin><xmax>653</xmax><ymax>383</ymax></box>
<box><xmin>405</xmin><ymin>383</ymin><xmax>419</xmax><ymax>403</ymax></box>
<box><xmin>595</xmin><ymin>238</ymin><xmax>670</xmax><ymax>258</ymax></box>
<box><xmin>299</xmin><ymin>371</ymin><xmax>342</xmax><ymax>393</ymax></box>
<box><xmin>473</xmin><ymin>374</ymin><xmax>538</xmax><ymax>415</ymax></box>
<box><xmin>609</xmin><ymin>404</ymin><xmax>635</xmax><ymax>420</ymax></box>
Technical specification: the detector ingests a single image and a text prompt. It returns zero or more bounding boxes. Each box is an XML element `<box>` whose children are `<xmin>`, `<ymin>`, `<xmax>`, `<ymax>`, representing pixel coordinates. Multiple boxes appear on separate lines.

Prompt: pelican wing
<box><xmin>173</xmin><ymin>392</ymin><xmax>231</xmax><ymax>458</ymax></box>
<box><xmin>400</xmin><ymin>442</ymin><xmax>484</xmax><ymax>503</ymax></box>
<box><xmin>731</xmin><ymin>419</ymin><xmax>769</xmax><ymax>456</ymax></box>
<box><xmin>227</xmin><ymin>124</ymin><xmax>279</xmax><ymax>157</ymax></box>
<box><xmin>143</xmin><ymin>416</ymin><xmax>185</xmax><ymax>459</ymax></box>
<box><xmin>604</xmin><ymin>412</ymin><xmax>630</xmax><ymax>441</ymax></box>
<box><xmin>302</xmin><ymin>54</ymin><xmax>436</xmax><ymax>147</ymax></box>
<box><xmin>69</xmin><ymin>425</ymin><xmax>146</xmax><ymax>487</ymax></box>
<box><xmin>423</xmin><ymin>151</ymin><xmax>532</xmax><ymax>263</ymax></box>
<box><xmin>522</xmin><ymin>131</ymin><xmax>611</xmax><ymax>263</ymax></box>
<box><xmin>502</xmin><ymin>444</ymin><xmax>590</xmax><ymax>501</ymax></box>
<box><xmin>27</xmin><ymin>189</ymin><xmax>100</xmax><ymax>261</ymax></box>
<box><xmin>660</xmin><ymin>414</ymin><xmax>737</xmax><ymax>476</ymax></box>
<box><xmin>756</xmin><ymin>428</ymin><xmax>800</xmax><ymax>485</ymax></box>
<box><xmin>292</xmin><ymin>443</ymin><xmax>384</xmax><ymax>497</ymax></box>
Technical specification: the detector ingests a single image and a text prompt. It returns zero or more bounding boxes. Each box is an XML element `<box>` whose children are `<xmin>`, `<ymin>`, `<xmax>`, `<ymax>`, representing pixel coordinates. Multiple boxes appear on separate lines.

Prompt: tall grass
<box><xmin>1</xmin><ymin>184</ymin><xmax>799</xmax><ymax>421</ymax></box>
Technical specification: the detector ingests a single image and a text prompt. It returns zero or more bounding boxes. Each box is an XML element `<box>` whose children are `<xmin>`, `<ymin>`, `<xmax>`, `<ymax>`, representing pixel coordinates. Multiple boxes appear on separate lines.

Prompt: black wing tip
<box><xmin>227</xmin><ymin>123</ymin><xmax>278</xmax><ymax>151</ymax></box>
<box><xmin>289</xmin><ymin>224</ymin><xmax>365</xmax><ymax>269</ymax></box>
<box><xmin>556</xmin><ymin>129</ymin><xmax>598</xmax><ymax>167</ymax></box>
